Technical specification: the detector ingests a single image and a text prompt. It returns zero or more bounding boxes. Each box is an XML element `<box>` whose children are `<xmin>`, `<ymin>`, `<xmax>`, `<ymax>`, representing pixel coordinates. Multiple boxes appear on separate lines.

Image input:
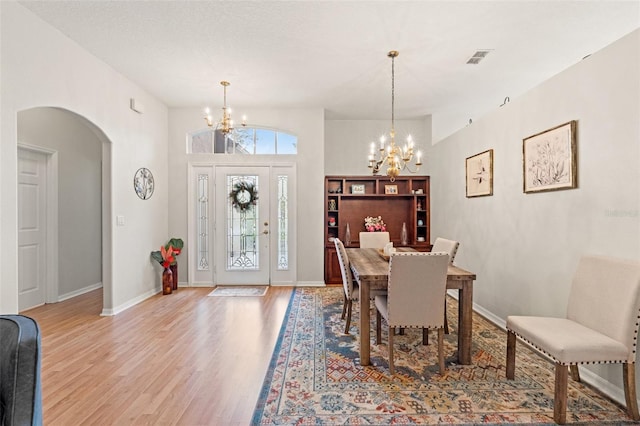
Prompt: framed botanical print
<box><xmin>466</xmin><ymin>149</ymin><xmax>493</xmax><ymax>197</ymax></box>
<box><xmin>523</xmin><ymin>120</ymin><xmax>577</xmax><ymax>193</ymax></box>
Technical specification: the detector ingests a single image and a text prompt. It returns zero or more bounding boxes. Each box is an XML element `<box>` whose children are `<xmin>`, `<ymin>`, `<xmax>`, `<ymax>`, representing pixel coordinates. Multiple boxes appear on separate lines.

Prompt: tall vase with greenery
<box><xmin>151</xmin><ymin>237</ymin><xmax>184</xmax><ymax>292</ymax></box>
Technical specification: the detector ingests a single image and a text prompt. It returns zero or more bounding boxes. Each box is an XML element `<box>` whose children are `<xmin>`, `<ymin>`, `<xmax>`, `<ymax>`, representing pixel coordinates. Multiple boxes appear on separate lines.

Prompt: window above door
<box><xmin>188</xmin><ymin>127</ymin><xmax>297</xmax><ymax>155</ymax></box>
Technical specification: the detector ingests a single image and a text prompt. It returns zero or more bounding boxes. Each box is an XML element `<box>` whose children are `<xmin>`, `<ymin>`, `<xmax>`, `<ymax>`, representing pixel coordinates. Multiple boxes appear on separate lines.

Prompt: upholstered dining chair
<box><xmin>334</xmin><ymin>238</ymin><xmax>386</xmax><ymax>335</ymax></box>
<box><xmin>506</xmin><ymin>255</ymin><xmax>640</xmax><ymax>425</ymax></box>
<box><xmin>374</xmin><ymin>252</ymin><xmax>449</xmax><ymax>375</ymax></box>
<box><xmin>0</xmin><ymin>315</ymin><xmax>43</xmax><ymax>426</ymax></box>
<box><xmin>359</xmin><ymin>231</ymin><xmax>390</xmax><ymax>249</ymax></box>
<box><xmin>334</xmin><ymin>238</ymin><xmax>358</xmax><ymax>334</ymax></box>
<box><xmin>431</xmin><ymin>237</ymin><xmax>460</xmax><ymax>334</ymax></box>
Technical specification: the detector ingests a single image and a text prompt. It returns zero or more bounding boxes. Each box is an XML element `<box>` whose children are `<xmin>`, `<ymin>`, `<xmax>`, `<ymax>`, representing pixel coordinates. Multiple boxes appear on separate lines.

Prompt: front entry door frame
<box><xmin>187</xmin><ymin>162</ymin><xmax>297</xmax><ymax>287</ymax></box>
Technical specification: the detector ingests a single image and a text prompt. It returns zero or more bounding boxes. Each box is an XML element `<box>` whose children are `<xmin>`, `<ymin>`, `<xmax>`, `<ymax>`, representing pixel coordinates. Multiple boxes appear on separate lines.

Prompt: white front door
<box><xmin>214</xmin><ymin>166</ymin><xmax>271</xmax><ymax>285</ymax></box>
<box><xmin>18</xmin><ymin>149</ymin><xmax>48</xmax><ymax>310</ymax></box>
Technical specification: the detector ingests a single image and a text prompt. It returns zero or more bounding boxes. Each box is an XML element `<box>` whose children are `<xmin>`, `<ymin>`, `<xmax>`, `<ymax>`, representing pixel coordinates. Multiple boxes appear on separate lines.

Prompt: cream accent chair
<box><xmin>431</xmin><ymin>237</ymin><xmax>460</xmax><ymax>334</ymax></box>
<box><xmin>334</xmin><ymin>238</ymin><xmax>386</xmax><ymax>334</ymax></box>
<box><xmin>359</xmin><ymin>231</ymin><xmax>390</xmax><ymax>249</ymax></box>
<box><xmin>374</xmin><ymin>252</ymin><xmax>449</xmax><ymax>375</ymax></box>
<box><xmin>506</xmin><ymin>255</ymin><xmax>640</xmax><ymax>425</ymax></box>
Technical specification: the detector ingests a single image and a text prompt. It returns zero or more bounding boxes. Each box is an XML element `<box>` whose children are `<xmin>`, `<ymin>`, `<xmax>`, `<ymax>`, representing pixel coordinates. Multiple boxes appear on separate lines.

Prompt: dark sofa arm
<box><xmin>0</xmin><ymin>315</ymin><xmax>43</xmax><ymax>426</ymax></box>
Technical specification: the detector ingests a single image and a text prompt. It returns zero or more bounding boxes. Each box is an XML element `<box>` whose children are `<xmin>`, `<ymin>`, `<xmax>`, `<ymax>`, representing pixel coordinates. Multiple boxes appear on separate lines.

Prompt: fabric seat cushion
<box><xmin>375</xmin><ymin>295</ymin><xmax>388</xmax><ymax>319</ymax></box>
<box><xmin>507</xmin><ymin>316</ymin><xmax>629</xmax><ymax>365</ymax></box>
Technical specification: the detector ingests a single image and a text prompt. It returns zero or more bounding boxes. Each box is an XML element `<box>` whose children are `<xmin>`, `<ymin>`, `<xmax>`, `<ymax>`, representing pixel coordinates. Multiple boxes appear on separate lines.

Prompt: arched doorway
<box><xmin>17</xmin><ymin>107</ymin><xmax>112</xmax><ymax>314</ymax></box>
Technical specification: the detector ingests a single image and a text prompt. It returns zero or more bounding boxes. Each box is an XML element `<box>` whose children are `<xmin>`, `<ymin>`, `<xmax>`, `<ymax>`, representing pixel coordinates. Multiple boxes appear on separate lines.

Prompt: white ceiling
<box><xmin>19</xmin><ymin>1</ymin><xmax>640</xmax><ymax>141</ymax></box>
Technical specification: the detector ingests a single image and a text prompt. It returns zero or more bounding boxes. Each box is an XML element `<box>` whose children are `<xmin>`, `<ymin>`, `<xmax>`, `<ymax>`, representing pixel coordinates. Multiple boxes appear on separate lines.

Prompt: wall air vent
<box><xmin>466</xmin><ymin>50</ymin><xmax>491</xmax><ymax>65</ymax></box>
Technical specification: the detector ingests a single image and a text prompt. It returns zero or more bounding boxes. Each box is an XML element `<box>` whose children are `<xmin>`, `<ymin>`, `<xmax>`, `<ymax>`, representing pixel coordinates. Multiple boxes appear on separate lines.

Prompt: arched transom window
<box><xmin>188</xmin><ymin>127</ymin><xmax>297</xmax><ymax>155</ymax></box>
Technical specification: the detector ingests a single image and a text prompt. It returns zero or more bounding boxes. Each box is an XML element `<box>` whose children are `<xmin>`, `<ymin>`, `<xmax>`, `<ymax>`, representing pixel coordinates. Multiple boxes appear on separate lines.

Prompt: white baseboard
<box><xmin>183</xmin><ymin>281</ymin><xmax>213</xmax><ymax>288</ymax></box>
<box><xmin>293</xmin><ymin>281</ymin><xmax>325</xmax><ymax>287</ymax></box>
<box><xmin>101</xmin><ymin>288</ymin><xmax>158</xmax><ymax>316</ymax></box>
<box><xmin>58</xmin><ymin>282</ymin><xmax>103</xmax><ymax>302</ymax></box>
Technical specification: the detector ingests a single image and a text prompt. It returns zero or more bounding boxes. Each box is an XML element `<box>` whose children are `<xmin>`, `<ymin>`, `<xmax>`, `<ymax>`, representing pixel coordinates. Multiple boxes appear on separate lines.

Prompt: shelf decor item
<box><xmin>364</xmin><ymin>216</ymin><xmax>386</xmax><ymax>232</ymax></box>
<box><xmin>523</xmin><ymin>120</ymin><xmax>577</xmax><ymax>193</ymax></box>
<box><xmin>401</xmin><ymin>222</ymin><xmax>408</xmax><ymax>245</ymax></box>
<box><xmin>384</xmin><ymin>184</ymin><xmax>398</xmax><ymax>194</ymax></box>
<box><xmin>351</xmin><ymin>184</ymin><xmax>365</xmax><ymax>194</ymax></box>
<box><xmin>345</xmin><ymin>223</ymin><xmax>351</xmax><ymax>245</ymax></box>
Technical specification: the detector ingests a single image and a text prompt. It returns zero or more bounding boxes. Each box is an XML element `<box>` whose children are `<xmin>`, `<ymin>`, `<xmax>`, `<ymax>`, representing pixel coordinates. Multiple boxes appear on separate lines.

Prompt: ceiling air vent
<box><xmin>466</xmin><ymin>50</ymin><xmax>491</xmax><ymax>65</ymax></box>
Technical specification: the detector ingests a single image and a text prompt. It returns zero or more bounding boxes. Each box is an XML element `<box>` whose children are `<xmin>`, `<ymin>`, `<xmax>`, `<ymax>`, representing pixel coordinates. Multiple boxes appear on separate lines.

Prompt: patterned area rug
<box><xmin>252</xmin><ymin>287</ymin><xmax>634</xmax><ymax>424</ymax></box>
<box><xmin>207</xmin><ymin>286</ymin><xmax>268</xmax><ymax>297</ymax></box>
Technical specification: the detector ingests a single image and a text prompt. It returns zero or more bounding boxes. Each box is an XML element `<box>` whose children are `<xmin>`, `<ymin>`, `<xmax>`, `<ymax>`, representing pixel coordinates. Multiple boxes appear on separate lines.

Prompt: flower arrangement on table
<box><xmin>364</xmin><ymin>216</ymin><xmax>386</xmax><ymax>232</ymax></box>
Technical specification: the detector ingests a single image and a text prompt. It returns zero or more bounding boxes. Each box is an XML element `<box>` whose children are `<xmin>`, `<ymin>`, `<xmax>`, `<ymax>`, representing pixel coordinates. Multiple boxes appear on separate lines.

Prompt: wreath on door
<box><xmin>229</xmin><ymin>181</ymin><xmax>258</xmax><ymax>212</ymax></box>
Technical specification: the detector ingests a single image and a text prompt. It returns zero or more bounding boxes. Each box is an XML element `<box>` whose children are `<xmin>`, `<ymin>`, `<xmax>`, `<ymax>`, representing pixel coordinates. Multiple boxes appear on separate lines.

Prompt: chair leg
<box><xmin>623</xmin><ymin>363</ymin><xmax>640</xmax><ymax>421</ymax></box>
<box><xmin>569</xmin><ymin>365</ymin><xmax>580</xmax><ymax>382</ymax></box>
<box><xmin>444</xmin><ymin>301</ymin><xmax>449</xmax><ymax>334</ymax></box>
<box><xmin>506</xmin><ymin>331</ymin><xmax>516</xmax><ymax>380</ymax></box>
<box><xmin>437</xmin><ymin>328</ymin><xmax>445</xmax><ymax>374</ymax></box>
<box><xmin>422</xmin><ymin>327</ymin><xmax>429</xmax><ymax>345</ymax></box>
<box><xmin>344</xmin><ymin>300</ymin><xmax>352</xmax><ymax>334</ymax></box>
<box><xmin>375</xmin><ymin>309</ymin><xmax>382</xmax><ymax>344</ymax></box>
<box><xmin>388</xmin><ymin>325</ymin><xmax>395</xmax><ymax>375</ymax></box>
<box><xmin>554</xmin><ymin>363</ymin><xmax>568</xmax><ymax>425</ymax></box>
<box><xmin>341</xmin><ymin>294</ymin><xmax>347</xmax><ymax>319</ymax></box>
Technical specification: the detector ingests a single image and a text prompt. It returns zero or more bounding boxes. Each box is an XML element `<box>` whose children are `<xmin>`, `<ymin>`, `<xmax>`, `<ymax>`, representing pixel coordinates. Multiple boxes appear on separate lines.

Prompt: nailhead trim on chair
<box><xmin>509</xmin><ymin>305</ymin><xmax>640</xmax><ymax>365</ymax></box>
<box><xmin>334</xmin><ymin>239</ymin><xmax>358</xmax><ymax>301</ymax></box>
<box><xmin>507</xmin><ymin>329</ymin><xmax>628</xmax><ymax>366</ymax></box>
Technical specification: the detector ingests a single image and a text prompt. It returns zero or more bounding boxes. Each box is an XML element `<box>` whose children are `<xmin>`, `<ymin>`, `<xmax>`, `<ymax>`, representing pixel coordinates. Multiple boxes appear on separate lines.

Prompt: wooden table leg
<box><xmin>359</xmin><ymin>279</ymin><xmax>371</xmax><ymax>365</ymax></box>
<box><xmin>457</xmin><ymin>280</ymin><xmax>473</xmax><ymax>364</ymax></box>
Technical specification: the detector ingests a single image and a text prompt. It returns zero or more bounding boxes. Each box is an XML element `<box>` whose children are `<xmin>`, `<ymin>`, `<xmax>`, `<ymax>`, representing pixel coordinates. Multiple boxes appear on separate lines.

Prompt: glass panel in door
<box><xmin>214</xmin><ymin>167</ymin><xmax>270</xmax><ymax>285</ymax></box>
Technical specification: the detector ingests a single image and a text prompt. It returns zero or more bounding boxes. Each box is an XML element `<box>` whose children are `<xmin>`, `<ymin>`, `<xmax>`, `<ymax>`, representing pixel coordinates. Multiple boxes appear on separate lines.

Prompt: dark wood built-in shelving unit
<box><xmin>324</xmin><ymin>175</ymin><xmax>431</xmax><ymax>284</ymax></box>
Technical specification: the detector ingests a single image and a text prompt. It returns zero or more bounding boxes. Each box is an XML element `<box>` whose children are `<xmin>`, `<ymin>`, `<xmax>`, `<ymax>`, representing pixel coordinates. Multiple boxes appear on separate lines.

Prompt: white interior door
<box><xmin>214</xmin><ymin>166</ymin><xmax>271</xmax><ymax>285</ymax></box>
<box><xmin>18</xmin><ymin>149</ymin><xmax>48</xmax><ymax>310</ymax></box>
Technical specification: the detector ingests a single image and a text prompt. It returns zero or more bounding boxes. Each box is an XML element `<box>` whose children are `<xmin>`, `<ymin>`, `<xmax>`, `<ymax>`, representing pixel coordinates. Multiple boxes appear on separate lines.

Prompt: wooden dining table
<box><xmin>346</xmin><ymin>247</ymin><xmax>477</xmax><ymax>366</ymax></box>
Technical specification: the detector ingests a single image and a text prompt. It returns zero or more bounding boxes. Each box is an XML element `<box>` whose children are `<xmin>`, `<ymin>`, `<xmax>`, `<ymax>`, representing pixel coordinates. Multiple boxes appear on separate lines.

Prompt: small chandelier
<box><xmin>367</xmin><ymin>51</ymin><xmax>422</xmax><ymax>182</ymax></box>
<box><xmin>203</xmin><ymin>81</ymin><xmax>246</xmax><ymax>134</ymax></box>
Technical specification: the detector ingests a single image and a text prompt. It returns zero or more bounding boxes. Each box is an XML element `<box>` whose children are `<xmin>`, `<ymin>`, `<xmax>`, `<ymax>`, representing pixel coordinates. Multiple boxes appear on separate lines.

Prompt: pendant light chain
<box><xmin>366</xmin><ymin>50</ymin><xmax>422</xmax><ymax>180</ymax></box>
<box><xmin>391</xmin><ymin>52</ymin><xmax>395</xmax><ymax>137</ymax></box>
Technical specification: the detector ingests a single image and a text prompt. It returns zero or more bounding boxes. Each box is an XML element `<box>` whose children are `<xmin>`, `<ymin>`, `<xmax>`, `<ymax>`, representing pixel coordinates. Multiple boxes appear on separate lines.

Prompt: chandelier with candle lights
<box><xmin>203</xmin><ymin>81</ymin><xmax>246</xmax><ymax>134</ymax></box>
<box><xmin>367</xmin><ymin>51</ymin><xmax>422</xmax><ymax>182</ymax></box>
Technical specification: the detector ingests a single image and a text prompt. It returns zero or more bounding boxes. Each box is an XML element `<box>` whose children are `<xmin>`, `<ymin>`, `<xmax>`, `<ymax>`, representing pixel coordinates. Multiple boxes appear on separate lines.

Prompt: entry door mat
<box><xmin>251</xmin><ymin>287</ymin><xmax>634</xmax><ymax>424</ymax></box>
<box><xmin>207</xmin><ymin>286</ymin><xmax>268</xmax><ymax>297</ymax></box>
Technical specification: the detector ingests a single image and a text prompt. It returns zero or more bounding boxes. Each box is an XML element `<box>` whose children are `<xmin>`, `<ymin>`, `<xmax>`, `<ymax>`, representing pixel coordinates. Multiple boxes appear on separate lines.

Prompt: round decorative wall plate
<box><xmin>134</xmin><ymin>167</ymin><xmax>154</xmax><ymax>200</ymax></box>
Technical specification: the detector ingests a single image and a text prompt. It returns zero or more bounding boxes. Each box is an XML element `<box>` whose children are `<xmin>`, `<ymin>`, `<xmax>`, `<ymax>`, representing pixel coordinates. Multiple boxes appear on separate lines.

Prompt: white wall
<box><xmin>18</xmin><ymin>108</ymin><xmax>102</xmax><ymax>298</ymax></box>
<box><xmin>1</xmin><ymin>2</ymin><xmax>169</xmax><ymax>313</ymax></box>
<box><xmin>324</xmin><ymin>116</ymin><xmax>432</xmax><ymax>176</ymax></box>
<box><xmin>429</xmin><ymin>29</ymin><xmax>640</xmax><ymax>401</ymax></box>
<box><xmin>168</xmin><ymin>107</ymin><xmax>325</xmax><ymax>284</ymax></box>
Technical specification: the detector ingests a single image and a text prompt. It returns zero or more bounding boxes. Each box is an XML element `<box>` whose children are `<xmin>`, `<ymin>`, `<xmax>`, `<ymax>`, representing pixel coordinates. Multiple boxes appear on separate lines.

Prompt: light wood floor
<box><xmin>23</xmin><ymin>286</ymin><xmax>294</xmax><ymax>425</ymax></box>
